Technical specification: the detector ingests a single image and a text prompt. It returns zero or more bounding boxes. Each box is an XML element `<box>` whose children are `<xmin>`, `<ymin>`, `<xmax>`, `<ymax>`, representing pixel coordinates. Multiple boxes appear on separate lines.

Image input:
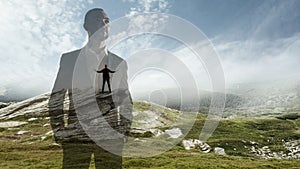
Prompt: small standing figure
<box><xmin>95</xmin><ymin>64</ymin><xmax>116</xmax><ymax>93</ymax></box>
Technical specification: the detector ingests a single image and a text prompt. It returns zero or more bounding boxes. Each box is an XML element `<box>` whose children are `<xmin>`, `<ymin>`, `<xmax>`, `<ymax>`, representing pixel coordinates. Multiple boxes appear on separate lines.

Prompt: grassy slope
<box><xmin>0</xmin><ymin>102</ymin><xmax>299</xmax><ymax>169</ymax></box>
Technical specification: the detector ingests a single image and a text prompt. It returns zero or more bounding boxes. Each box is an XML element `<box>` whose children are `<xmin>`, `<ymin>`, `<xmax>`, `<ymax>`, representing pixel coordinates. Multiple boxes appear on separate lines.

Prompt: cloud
<box><xmin>206</xmin><ymin>0</ymin><xmax>300</xmax><ymax>86</ymax></box>
<box><xmin>214</xmin><ymin>33</ymin><xmax>300</xmax><ymax>85</ymax></box>
<box><xmin>0</xmin><ymin>0</ymin><xmax>173</xmax><ymax>100</ymax></box>
<box><xmin>110</xmin><ymin>34</ymin><xmax>215</xmax><ymax>93</ymax></box>
<box><xmin>123</xmin><ymin>0</ymin><xmax>171</xmax><ymax>15</ymax></box>
<box><xmin>3</xmin><ymin>0</ymin><xmax>298</xmax><ymax>101</ymax></box>
<box><xmin>108</xmin><ymin>1</ymin><xmax>218</xmax><ymax>93</ymax></box>
<box><xmin>0</xmin><ymin>0</ymin><xmax>88</xmax><ymax>99</ymax></box>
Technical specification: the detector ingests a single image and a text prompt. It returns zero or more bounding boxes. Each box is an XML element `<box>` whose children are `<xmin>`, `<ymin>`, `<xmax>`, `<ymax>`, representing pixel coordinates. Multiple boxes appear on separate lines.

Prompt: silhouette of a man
<box><xmin>95</xmin><ymin>64</ymin><xmax>115</xmax><ymax>93</ymax></box>
<box><xmin>49</xmin><ymin>8</ymin><xmax>132</xmax><ymax>169</ymax></box>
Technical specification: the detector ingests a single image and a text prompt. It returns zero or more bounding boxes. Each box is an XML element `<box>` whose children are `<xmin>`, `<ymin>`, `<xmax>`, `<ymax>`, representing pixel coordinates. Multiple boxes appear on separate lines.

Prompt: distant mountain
<box><xmin>0</xmin><ymin>86</ymin><xmax>49</xmax><ymax>103</ymax></box>
<box><xmin>133</xmin><ymin>88</ymin><xmax>247</xmax><ymax>112</ymax></box>
<box><xmin>132</xmin><ymin>77</ymin><xmax>300</xmax><ymax>118</ymax></box>
<box><xmin>0</xmin><ymin>93</ymin><xmax>33</xmax><ymax>103</ymax></box>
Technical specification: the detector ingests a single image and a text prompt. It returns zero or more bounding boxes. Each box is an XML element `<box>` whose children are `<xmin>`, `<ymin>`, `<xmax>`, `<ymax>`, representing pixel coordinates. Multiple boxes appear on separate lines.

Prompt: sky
<box><xmin>0</xmin><ymin>0</ymin><xmax>300</xmax><ymax>100</ymax></box>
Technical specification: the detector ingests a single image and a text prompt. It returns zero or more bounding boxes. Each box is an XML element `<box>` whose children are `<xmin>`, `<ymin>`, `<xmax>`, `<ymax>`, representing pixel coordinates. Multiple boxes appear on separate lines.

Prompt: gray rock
<box><xmin>165</xmin><ymin>128</ymin><xmax>182</xmax><ymax>138</ymax></box>
<box><xmin>132</xmin><ymin>110</ymin><xmax>163</xmax><ymax>128</ymax></box>
<box><xmin>0</xmin><ymin>93</ymin><xmax>50</xmax><ymax>120</ymax></box>
<box><xmin>149</xmin><ymin>129</ymin><xmax>164</xmax><ymax>137</ymax></box>
<box><xmin>41</xmin><ymin>136</ymin><xmax>47</xmax><ymax>141</ymax></box>
<box><xmin>248</xmin><ymin>140</ymin><xmax>300</xmax><ymax>159</ymax></box>
<box><xmin>17</xmin><ymin>130</ymin><xmax>30</xmax><ymax>135</ymax></box>
<box><xmin>0</xmin><ymin>102</ymin><xmax>13</xmax><ymax>109</ymax></box>
<box><xmin>28</xmin><ymin>117</ymin><xmax>38</xmax><ymax>121</ymax></box>
<box><xmin>0</xmin><ymin>121</ymin><xmax>27</xmax><ymax>128</ymax></box>
<box><xmin>182</xmin><ymin>139</ymin><xmax>211</xmax><ymax>153</ymax></box>
<box><xmin>51</xmin><ymin>143</ymin><xmax>61</xmax><ymax>147</ymax></box>
<box><xmin>7</xmin><ymin>127</ymin><xmax>20</xmax><ymax>131</ymax></box>
<box><xmin>45</xmin><ymin>130</ymin><xmax>54</xmax><ymax>136</ymax></box>
<box><xmin>284</xmin><ymin>140</ymin><xmax>300</xmax><ymax>159</ymax></box>
<box><xmin>214</xmin><ymin>147</ymin><xmax>227</xmax><ymax>156</ymax></box>
<box><xmin>43</xmin><ymin>123</ymin><xmax>50</xmax><ymax>127</ymax></box>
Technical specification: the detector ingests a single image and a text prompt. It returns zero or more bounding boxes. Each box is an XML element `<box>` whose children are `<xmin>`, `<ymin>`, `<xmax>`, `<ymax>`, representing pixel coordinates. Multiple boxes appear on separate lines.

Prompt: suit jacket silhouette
<box><xmin>49</xmin><ymin>47</ymin><xmax>132</xmax><ymax>143</ymax></box>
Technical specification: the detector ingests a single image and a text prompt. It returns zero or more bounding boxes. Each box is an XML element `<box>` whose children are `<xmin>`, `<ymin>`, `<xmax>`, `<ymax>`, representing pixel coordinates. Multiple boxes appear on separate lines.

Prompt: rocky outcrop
<box><xmin>182</xmin><ymin>139</ymin><xmax>211</xmax><ymax>153</ymax></box>
<box><xmin>0</xmin><ymin>102</ymin><xmax>13</xmax><ymax>109</ymax></box>
<box><xmin>0</xmin><ymin>91</ymin><xmax>179</xmax><ymax>140</ymax></box>
<box><xmin>0</xmin><ymin>93</ymin><xmax>50</xmax><ymax>120</ymax></box>
<box><xmin>0</xmin><ymin>90</ymin><xmax>133</xmax><ymax>142</ymax></box>
<box><xmin>249</xmin><ymin>140</ymin><xmax>300</xmax><ymax>159</ymax></box>
<box><xmin>284</xmin><ymin>140</ymin><xmax>300</xmax><ymax>159</ymax></box>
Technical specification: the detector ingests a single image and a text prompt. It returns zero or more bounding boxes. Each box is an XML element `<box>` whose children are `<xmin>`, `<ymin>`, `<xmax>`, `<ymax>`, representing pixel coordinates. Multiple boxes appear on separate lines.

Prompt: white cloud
<box><xmin>0</xmin><ymin>0</ymin><xmax>173</xmax><ymax>100</ymax></box>
<box><xmin>0</xmin><ymin>0</ymin><xmax>87</xmax><ymax>99</ymax></box>
<box><xmin>123</xmin><ymin>0</ymin><xmax>171</xmax><ymax>14</ymax></box>
<box><xmin>214</xmin><ymin>33</ymin><xmax>300</xmax><ymax>85</ymax></box>
<box><xmin>107</xmin><ymin>0</ymin><xmax>172</xmax><ymax>52</ymax></box>
<box><xmin>87</xmin><ymin>0</ymin><xmax>94</xmax><ymax>4</ymax></box>
<box><xmin>108</xmin><ymin>1</ymin><xmax>218</xmax><ymax>94</ymax></box>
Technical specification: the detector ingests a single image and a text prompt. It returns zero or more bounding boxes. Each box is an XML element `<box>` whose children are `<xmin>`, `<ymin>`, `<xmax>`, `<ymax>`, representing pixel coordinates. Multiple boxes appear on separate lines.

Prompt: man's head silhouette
<box><xmin>105</xmin><ymin>64</ymin><xmax>107</xmax><ymax>68</ymax></box>
<box><xmin>83</xmin><ymin>8</ymin><xmax>110</xmax><ymax>40</ymax></box>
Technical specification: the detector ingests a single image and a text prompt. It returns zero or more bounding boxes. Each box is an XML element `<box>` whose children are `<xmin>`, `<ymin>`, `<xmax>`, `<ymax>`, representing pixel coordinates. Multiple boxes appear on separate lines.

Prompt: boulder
<box><xmin>182</xmin><ymin>139</ymin><xmax>211</xmax><ymax>153</ymax></box>
<box><xmin>165</xmin><ymin>128</ymin><xmax>182</xmax><ymax>138</ymax></box>
<box><xmin>214</xmin><ymin>147</ymin><xmax>227</xmax><ymax>156</ymax></box>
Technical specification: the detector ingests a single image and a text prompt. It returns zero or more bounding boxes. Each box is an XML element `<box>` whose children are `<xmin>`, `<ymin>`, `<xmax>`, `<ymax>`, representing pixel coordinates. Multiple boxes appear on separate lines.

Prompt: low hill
<box><xmin>0</xmin><ymin>93</ymin><xmax>299</xmax><ymax>168</ymax></box>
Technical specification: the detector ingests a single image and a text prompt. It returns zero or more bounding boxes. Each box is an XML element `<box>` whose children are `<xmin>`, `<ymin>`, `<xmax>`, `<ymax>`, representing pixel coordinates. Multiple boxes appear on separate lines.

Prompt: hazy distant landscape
<box><xmin>133</xmin><ymin>77</ymin><xmax>300</xmax><ymax>119</ymax></box>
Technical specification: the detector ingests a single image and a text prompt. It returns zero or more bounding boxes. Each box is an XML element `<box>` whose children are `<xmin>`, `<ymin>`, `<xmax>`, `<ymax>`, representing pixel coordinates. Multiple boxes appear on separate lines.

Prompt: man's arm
<box><xmin>95</xmin><ymin>68</ymin><xmax>104</xmax><ymax>73</ymax></box>
<box><xmin>48</xmin><ymin>55</ymin><xmax>68</xmax><ymax>143</ymax></box>
<box><xmin>108</xmin><ymin>69</ymin><xmax>116</xmax><ymax>73</ymax></box>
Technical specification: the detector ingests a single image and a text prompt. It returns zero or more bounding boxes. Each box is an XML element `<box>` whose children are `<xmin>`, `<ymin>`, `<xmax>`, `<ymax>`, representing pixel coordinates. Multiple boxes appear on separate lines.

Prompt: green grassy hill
<box><xmin>0</xmin><ymin>101</ymin><xmax>299</xmax><ymax>168</ymax></box>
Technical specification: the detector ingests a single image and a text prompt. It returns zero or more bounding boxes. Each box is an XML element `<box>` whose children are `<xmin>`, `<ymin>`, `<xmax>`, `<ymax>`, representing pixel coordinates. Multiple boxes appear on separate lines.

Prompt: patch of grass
<box><xmin>123</xmin><ymin>150</ymin><xmax>300</xmax><ymax>169</ymax></box>
<box><xmin>133</xmin><ymin>101</ymin><xmax>151</xmax><ymax>112</ymax></box>
<box><xmin>183</xmin><ymin>114</ymin><xmax>300</xmax><ymax>158</ymax></box>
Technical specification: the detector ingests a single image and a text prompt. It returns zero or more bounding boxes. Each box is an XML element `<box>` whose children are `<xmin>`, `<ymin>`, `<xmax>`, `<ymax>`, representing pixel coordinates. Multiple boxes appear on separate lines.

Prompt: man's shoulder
<box><xmin>108</xmin><ymin>51</ymin><xmax>125</xmax><ymax>62</ymax></box>
<box><xmin>59</xmin><ymin>49</ymin><xmax>82</xmax><ymax>64</ymax></box>
<box><xmin>62</xmin><ymin>49</ymin><xmax>81</xmax><ymax>58</ymax></box>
